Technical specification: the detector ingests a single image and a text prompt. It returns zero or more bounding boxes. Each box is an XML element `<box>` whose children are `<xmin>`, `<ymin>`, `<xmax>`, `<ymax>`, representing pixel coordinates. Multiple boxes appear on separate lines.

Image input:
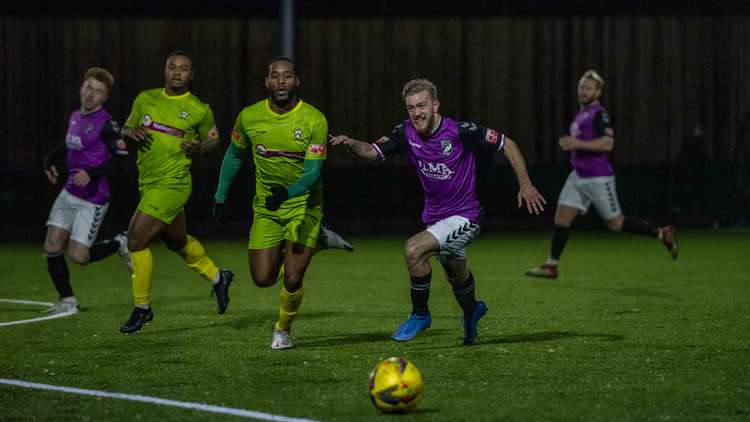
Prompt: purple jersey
<box><xmin>63</xmin><ymin>109</ymin><xmax>120</xmax><ymax>204</ymax></box>
<box><xmin>373</xmin><ymin>117</ymin><xmax>505</xmax><ymax>226</ymax></box>
<box><xmin>569</xmin><ymin>101</ymin><xmax>615</xmax><ymax>178</ymax></box>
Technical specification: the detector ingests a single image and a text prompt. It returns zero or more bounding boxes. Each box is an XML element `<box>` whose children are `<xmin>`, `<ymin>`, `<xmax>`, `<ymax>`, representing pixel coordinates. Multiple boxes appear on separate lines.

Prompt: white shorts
<box><xmin>46</xmin><ymin>189</ymin><xmax>109</xmax><ymax>247</ymax></box>
<box><xmin>557</xmin><ymin>171</ymin><xmax>622</xmax><ymax>220</ymax></box>
<box><xmin>426</xmin><ymin>215</ymin><xmax>481</xmax><ymax>261</ymax></box>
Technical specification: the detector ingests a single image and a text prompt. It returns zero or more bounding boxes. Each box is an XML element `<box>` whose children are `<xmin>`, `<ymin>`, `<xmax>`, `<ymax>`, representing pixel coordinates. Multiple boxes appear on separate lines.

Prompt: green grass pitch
<box><xmin>1</xmin><ymin>229</ymin><xmax>749</xmax><ymax>421</ymax></box>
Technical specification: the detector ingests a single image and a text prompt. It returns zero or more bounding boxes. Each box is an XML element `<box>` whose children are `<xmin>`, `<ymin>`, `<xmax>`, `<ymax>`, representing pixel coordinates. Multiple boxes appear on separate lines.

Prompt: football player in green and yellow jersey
<box><xmin>213</xmin><ymin>57</ymin><xmax>341</xmax><ymax>349</ymax></box>
<box><xmin>119</xmin><ymin>51</ymin><xmax>234</xmax><ymax>334</ymax></box>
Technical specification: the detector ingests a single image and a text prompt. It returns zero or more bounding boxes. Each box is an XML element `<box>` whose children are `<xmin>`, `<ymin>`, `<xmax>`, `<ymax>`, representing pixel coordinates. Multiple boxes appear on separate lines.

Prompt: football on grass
<box><xmin>368</xmin><ymin>356</ymin><xmax>423</xmax><ymax>413</ymax></box>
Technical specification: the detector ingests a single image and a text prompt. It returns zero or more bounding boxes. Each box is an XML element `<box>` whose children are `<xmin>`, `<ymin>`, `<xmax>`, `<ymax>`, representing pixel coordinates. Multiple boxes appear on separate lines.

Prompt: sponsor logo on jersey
<box><xmin>418</xmin><ymin>159</ymin><xmax>454</xmax><ymax>180</ymax></box>
<box><xmin>441</xmin><ymin>139</ymin><xmax>453</xmax><ymax>156</ymax></box>
<box><xmin>142</xmin><ymin>114</ymin><xmax>186</xmax><ymax>138</ymax></box>
<box><xmin>307</xmin><ymin>143</ymin><xmax>327</xmax><ymax>157</ymax></box>
<box><xmin>255</xmin><ymin>143</ymin><xmax>304</xmax><ymax>160</ymax></box>
<box><xmin>208</xmin><ymin>127</ymin><xmax>219</xmax><ymax>141</ymax></box>
<box><xmin>570</xmin><ymin>122</ymin><xmax>581</xmax><ymax>137</ymax></box>
<box><xmin>293</xmin><ymin>128</ymin><xmax>303</xmax><ymax>140</ymax></box>
<box><xmin>179</xmin><ymin>110</ymin><xmax>189</xmax><ymax>120</ymax></box>
<box><xmin>65</xmin><ymin>134</ymin><xmax>83</xmax><ymax>150</ymax></box>
<box><xmin>485</xmin><ymin>129</ymin><xmax>499</xmax><ymax>145</ymax></box>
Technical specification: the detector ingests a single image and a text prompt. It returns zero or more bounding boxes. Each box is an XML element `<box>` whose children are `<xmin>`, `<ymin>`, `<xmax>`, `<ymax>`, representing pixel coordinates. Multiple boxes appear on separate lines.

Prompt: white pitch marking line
<box><xmin>0</xmin><ymin>379</ymin><xmax>323</xmax><ymax>422</ymax></box>
<box><xmin>0</xmin><ymin>298</ymin><xmax>77</xmax><ymax>327</ymax></box>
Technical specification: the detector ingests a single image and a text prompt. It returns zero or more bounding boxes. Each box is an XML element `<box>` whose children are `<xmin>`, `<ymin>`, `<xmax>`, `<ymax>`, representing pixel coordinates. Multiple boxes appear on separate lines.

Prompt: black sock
<box><xmin>409</xmin><ymin>272</ymin><xmax>431</xmax><ymax>316</ymax></box>
<box><xmin>89</xmin><ymin>238</ymin><xmax>120</xmax><ymax>263</ymax></box>
<box><xmin>622</xmin><ymin>217</ymin><xmax>659</xmax><ymax>237</ymax></box>
<box><xmin>47</xmin><ymin>253</ymin><xmax>72</xmax><ymax>297</ymax></box>
<box><xmin>550</xmin><ymin>225</ymin><xmax>570</xmax><ymax>261</ymax></box>
<box><xmin>451</xmin><ymin>272</ymin><xmax>477</xmax><ymax>316</ymax></box>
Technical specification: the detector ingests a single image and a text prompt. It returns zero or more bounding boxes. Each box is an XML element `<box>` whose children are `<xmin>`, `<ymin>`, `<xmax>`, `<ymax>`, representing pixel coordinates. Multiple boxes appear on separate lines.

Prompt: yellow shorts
<box><xmin>137</xmin><ymin>184</ymin><xmax>191</xmax><ymax>224</ymax></box>
<box><xmin>249</xmin><ymin>201</ymin><xmax>322</xmax><ymax>249</ymax></box>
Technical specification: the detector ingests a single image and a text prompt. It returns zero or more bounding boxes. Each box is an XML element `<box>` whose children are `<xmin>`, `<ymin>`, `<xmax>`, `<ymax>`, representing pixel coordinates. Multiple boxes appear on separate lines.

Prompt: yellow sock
<box><xmin>177</xmin><ymin>235</ymin><xmax>219</xmax><ymax>283</ymax></box>
<box><xmin>131</xmin><ymin>248</ymin><xmax>154</xmax><ymax>306</ymax></box>
<box><xmin>276</xmin><ymin>264</ymin><xmax>285</xmax><ymax>286</ymax></box>
<box><xmin>275</xmin><ymin>285</ymin><xmax>304</xmax><ymax>332</ymax></box>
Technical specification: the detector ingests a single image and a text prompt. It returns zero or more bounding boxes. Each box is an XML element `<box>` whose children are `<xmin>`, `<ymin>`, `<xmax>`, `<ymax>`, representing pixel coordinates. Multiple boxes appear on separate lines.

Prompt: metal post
<box><xmin>281</xmin><ymin>0</ymin><xmax>294</xmax><ymax>59</ymax></box>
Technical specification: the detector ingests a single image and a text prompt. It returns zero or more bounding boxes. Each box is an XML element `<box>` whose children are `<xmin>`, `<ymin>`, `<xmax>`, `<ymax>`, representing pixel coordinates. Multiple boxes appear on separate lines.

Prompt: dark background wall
<box><xmin>1</xmin><ymin>2</ymin><xmax>749</xmax><ymax>239</ymax></box>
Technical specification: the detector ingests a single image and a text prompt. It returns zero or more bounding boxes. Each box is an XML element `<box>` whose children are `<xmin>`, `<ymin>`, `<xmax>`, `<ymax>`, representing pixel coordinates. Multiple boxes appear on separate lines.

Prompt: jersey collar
<box><xmin>265</xmin><ymin>98</ymin><xmax>304</xmax><ymax>117</ymax></box>
<box><xmin>161</xmin><ymin>88</ymin><xmax>191</xmax><ymax>100</ymax></box>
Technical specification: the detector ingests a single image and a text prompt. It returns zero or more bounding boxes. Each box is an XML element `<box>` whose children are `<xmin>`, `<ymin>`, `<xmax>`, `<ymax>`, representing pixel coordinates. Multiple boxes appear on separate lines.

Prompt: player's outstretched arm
<box><xmin>502</xmin><ymin>137</ymin><xmax>547</xmax><ymax>215</ymax></box>
<box><xmin>329</xmin><ymin>134</ymin><xmax>380</xmax><ymax>161</ymax></box>
<box><xmin>558</xmin><ymin>135</ymin><xmax>614</xmax><ymax>152</ymax></box>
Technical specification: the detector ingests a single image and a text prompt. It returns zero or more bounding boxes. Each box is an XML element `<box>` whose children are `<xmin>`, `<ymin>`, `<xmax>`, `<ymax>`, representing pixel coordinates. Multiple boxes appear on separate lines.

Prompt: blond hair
<box><xmin>83</xmin><ymin>67</ymin><xmax>114</xmax><ymax>93</ymax></box>
<box><xmin>581</xmin><ymin>69</ymin><xmax>604</xmax><ymax>89</ymax></box>
<box><xmin>402</xmin><ymin>78</ymin><xmax>438</xmax><ymax>100</ymax></box>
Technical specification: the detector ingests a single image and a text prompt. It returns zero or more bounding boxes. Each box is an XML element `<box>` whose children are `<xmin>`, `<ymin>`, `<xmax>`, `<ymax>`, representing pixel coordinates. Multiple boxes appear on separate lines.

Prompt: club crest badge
<box><xmin>441</xmin><ymin>139</ymin><xmax>452</xmax><ymax>156</ymax></box>
<box><xmin>179</xmin><ymin>110</ymin><xmax>189</xmax><ymax>120</ymax></box>
<box><xmin>293</xmin><ymin>128</ymin><xmax>303</xmax><ymax>140</ymax></box>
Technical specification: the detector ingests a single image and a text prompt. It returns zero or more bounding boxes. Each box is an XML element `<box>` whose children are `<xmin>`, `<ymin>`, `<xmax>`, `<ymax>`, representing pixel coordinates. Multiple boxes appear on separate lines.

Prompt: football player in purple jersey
<box><xmin>526</xmin><ymin>70</ymin><xmax>678</xmax><ymax>280</ymax></box>
<box><xmin>331</xmin><ymin>78</ymin><xmax>546</xmax><ymax>345</ymax></box>
<box><xmin>42</xmin><ymin>67</ymin><xmax>131</xmax><ymax>314</ymax></box>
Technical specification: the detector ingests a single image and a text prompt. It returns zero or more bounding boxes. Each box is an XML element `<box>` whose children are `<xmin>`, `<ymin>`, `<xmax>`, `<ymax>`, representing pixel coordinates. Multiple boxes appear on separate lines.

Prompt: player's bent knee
<box><xmin>67</xmin><ymin>250</ymin><xmax>90</xmax><ymax>265</ymax></box>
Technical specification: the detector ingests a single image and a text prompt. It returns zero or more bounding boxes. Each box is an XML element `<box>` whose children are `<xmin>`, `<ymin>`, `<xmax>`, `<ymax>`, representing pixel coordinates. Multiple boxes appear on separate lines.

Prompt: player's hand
<box><xmin>558</xmin><ymin>136</ymin><xmax>578</xmax><ymax>151</ymax></box>
<box><xmin>517</xmin><ymin>183</ymin><xmax>546</xmax><ymax>215</ymax></box>
<box><xmin>124</xmin><ymin>125</ymin><xmax>150</xmax><ymax>142</ymax></box>
<box><xmin>45</xmin><ymin>165</ymin><xmax>59</xmax><ymax>184</ymax></box>
<box><xmin>212</xmin><ymin>200</ymin><xmax>230</xmax><ymax>223</ymax></box>
<box><xmin>265</xmin><ymin>185</ymin><xmax>289</xmax><ymax>211</ymax></box>
<box><xmin>72</xmin><ymin>169</ymin><xmax>91</xmax><ymax>187</ymax></box>
<box><xmin>329</xmin><ymin>134</ymin><xmax>356</xmax><ymax>146</ymax></box>
<box><xmin>180</xmin><ymin>138</ymin><xmax>201</xmax><ymax>157</ymax></box>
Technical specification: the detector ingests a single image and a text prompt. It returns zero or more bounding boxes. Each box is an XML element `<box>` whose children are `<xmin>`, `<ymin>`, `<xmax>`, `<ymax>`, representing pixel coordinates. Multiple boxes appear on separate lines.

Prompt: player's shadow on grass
<box><xmin>299</xmin><ymin>329</ymin><xmax>452</xmax><ymax>348</ymax></box>
<box><xmin>479</xmin><ymin>331</ymin><xmax>624</xmax><ymax>345</ymax></box>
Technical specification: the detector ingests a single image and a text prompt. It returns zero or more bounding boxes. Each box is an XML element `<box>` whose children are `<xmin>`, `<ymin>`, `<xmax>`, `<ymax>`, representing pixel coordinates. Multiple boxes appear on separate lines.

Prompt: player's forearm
<box><xmin>502</xmin><ymin>138</ymin><xmax>533</xmax><ymax>186</ymax></box>
<box><xmin>43</xmin><ymin>142</ymin><xmax>66</xmax><ymax>171</ymax></box>
<box><xmin>348</xmin><ymin>140</ymin><xmax>380</xmax><ymax>161</ymax></box>
<box><xmin>287</xmin><ymin>159</ymin><xmax>323</xmax><ymax>198</ymax></box>
<box><xmin>575</xmin><ymin>136</ymin><xmax>614</xmax><ymax>152</ymax></box>
<box><xmin>214</xmin><ymin>143</ymin><xmax>244</xmax><ymax>202</ymax></box>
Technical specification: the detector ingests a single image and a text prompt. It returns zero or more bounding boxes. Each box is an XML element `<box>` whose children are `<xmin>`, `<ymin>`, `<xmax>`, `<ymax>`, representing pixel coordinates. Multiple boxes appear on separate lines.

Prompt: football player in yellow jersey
<box><xmin>119</xmin><ymin>51</ymin><xmax>234</xmax><ymax>334</ymax></box>
<box><xmin>213</xmin><ymin>57</ymin><xmax>350</xmax><ymax>349</ymax></box>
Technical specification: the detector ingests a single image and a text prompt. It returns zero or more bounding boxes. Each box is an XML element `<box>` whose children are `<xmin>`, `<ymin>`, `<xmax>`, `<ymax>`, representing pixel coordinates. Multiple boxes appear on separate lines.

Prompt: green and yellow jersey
<box><xmin>125</xmin><ymin>88</ymin><xmax>219</xmax><ymax>187</ymax></box>
<box><xmin>231</xmin><ymin>99</ymin><xmax>328</xmax><ymax>209</ymax></box>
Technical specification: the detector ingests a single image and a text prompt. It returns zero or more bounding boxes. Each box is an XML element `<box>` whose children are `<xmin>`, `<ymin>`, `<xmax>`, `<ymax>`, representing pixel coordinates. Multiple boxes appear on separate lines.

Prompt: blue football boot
<box><xmin>391</xmin><ymin>313</ymin><xmax>432</xmax><ymax>341</ymax></box>
<box><xmin>461</xmin><ymin>300</ymin><xmax>488</xmax><ymax>345</ymax></box>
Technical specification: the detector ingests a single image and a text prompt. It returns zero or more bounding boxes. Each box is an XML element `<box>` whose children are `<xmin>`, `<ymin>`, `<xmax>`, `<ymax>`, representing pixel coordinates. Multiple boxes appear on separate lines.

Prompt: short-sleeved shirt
<box><xmin>569</xmin><ymin>101</ymin><xmax>615</xmax><ymax>178</ymax></box>
<box><xmin>124</xmin><ymin>88</ymin><xmax>219</xmax><ymax>188</ymax></box>
<box><xmin>63</xmin><ymin>108</ymin><xmax>122</xmax><ymax>205</ymax></box>
<box><xmin>231</xmin><ymin>99</ymin><xmax>328</xmax><ymax>209</ymax></box>
<box><xmin>372</xmin><ymin>116</ymin><xmax>505</xmax><ymax>226</ymax></box>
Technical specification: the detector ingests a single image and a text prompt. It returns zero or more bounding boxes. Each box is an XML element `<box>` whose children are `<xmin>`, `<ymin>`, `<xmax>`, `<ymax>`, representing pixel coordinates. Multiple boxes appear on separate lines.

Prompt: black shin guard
<box><xmin>550</xmin><ymin>225</ymin><xmax>571</xmax><ymax>260</ymax></box>
<box><xmin>89</xmin><ymin>239</ymin><xmax>120</xmax><ymax>263</ymax></box>
<box><xmin>622</xmin><ymin>217</ymin><xmax>659</xmax><ymax>237</ymax></box>
<box><xmin>451</xmin><ymin>272</ymin><xmax>477</xmax><ymax>316</ymax></box>
<box><xmin>47</xmin><ymin>253</ymin><xmax>72</xmax><ymax>297</ymax></box>
<box><xmin>409</xmin><ymin>272</ymin><xmax>432</xmax><ymax>316</ymax></box>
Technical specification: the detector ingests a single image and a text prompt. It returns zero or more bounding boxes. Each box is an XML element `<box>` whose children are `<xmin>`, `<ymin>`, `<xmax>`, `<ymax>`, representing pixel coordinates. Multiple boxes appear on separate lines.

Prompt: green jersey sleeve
<box><xmin>230</xmin><ymin>112</ymin><xmax>249</xmax><ymax>149</ymax></box>
<box><xmin>124</xmin><ymin>93</ymin><xmax>144</xmax><ymax>129</ymax></box>
<box><xmin>303</xmin><ymin>113</ymin><xmax>328</xmax><ymax>161</ymax></box>
<box><xmin>198</xmin><ymin>106</ymin><xmax>220</xmax><ymax>142</ymax></box>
